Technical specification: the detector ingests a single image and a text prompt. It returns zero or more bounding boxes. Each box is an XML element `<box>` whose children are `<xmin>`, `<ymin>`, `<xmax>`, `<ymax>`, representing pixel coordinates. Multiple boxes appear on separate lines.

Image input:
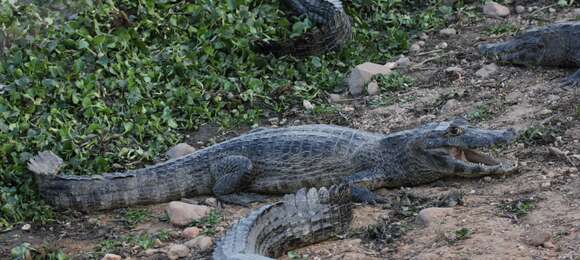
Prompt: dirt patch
<box><xmin>1</xmin><ymin>1</ymin><xmax>579</xmax><ymax>260</ymax></box>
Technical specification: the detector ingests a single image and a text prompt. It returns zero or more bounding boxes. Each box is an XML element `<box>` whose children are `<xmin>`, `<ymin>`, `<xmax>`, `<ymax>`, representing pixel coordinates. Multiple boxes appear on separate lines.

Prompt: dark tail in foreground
<box><xmin>254</xmin><ymin>0</ymin><xmax>352</xmax><ymax>57</ymax></box>
<box><xmin>213</xmin><ymin>184</ymin><xmax>353</xmax><ymax>260</ymax></box>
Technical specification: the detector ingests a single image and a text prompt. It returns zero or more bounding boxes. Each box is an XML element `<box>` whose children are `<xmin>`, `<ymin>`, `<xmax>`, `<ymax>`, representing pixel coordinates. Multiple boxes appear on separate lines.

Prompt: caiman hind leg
<box><xmin>345</xmin><ymin>169</ymin><xmax>388</xmax><ymax>204</ymax></box>
<box><xmin>211</xmin><ymin>155</ymin><xmax>268</xmax><ymax>206</ymax></box>
<box><xmin>560</xmin><ymin>69</ymin><xmax>580</xmax><ymax>88</ymax></box>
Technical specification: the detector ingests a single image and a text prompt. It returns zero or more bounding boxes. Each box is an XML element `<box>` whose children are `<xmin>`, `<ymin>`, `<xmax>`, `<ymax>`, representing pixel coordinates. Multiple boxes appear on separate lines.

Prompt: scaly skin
<box><xmin>29</xmin><ymin>119</ymin><xmax>518</xmax><ymax>211</ymax></box>
<box><xmin>212</xmin><ymin>184</ymin><xmax>352</xmax><ymax>260</ymax></box>
<box><xmin>479</xmin><ymin>22</ymin><xmax>580</xmax><ymax>87</ymax></box>
<box><xmin>254</xmin><ymin>0</ymin><xmax>352</xmax><ymax>56</ymax></box>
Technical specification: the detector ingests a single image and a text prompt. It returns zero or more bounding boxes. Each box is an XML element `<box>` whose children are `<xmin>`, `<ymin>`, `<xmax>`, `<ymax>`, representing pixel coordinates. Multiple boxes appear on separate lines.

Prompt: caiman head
<box><xmin>379</xmin><ymin>119</ymin><xmax>518</xmax><ymax>181</ymax></box>
<box><xmin>478</xmin><ymin>27</ymin><xmax>565</xmax><ymax>67</ymax></box>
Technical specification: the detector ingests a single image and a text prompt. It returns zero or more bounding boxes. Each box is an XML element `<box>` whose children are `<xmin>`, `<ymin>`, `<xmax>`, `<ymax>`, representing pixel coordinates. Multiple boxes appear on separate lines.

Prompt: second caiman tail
<box><xmin>28</xmin><ymin>151</ymin><xmax>213</xmax><ymax>211</ymax></box>
<box><xmin>213</xmin><ymin>184</ymin><xmax>353</xmax><ymax>260</ymax></box>
<box><xmin>254</xmin><ymin>0</ymin><xmax>352</xmax><ymax>57</ymax></box>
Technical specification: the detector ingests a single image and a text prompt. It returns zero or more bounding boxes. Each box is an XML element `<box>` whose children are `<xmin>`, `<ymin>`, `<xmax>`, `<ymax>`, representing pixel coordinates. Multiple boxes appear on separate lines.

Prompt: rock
<box><xmin>417</xmin><ymin>40</ymin><xmax>426</xmax><ymax>47</ymax></box>
<box><xmin>548</xmin><ymin>8</ymin><xmax>556</xmax><ymax>13</ymax></box>
<box><xmin>445</xmin><ymin>66</ymin><xmax>464</xmax><ymax>78</ymax></box>
<box><xmin>21</xmin><ymin>224</ymin><xmax>31</xmax><ymax>231</ymax></box>
<box><xmin>267</xmin><ymin>117</ymin><xmax>279</xmax><ymax>125</ymax></box>
<box><xmin>154</xmin><ymin>239</ymin><xmax>164</xmax><ymax>248</ymax></box>
<box><xmin>525</xmin><ymin>230</ymin><xmax>551</xmax><ymax>247</ymax></box>
<box><xmin>302</xmin><ymin>100</ymin><xmax>315</xmax><ymax>110</ymax></box>
<box><xmin>204</xmin><ymin>197</ymin><xmax>218</xmax><ymax>207</ymax></box>
<box><xmin>185</xmin><ymin>235</ymin><xmax>213</xmax><ymax>251</ymax></box>
<box><xmin>483</xmin><ymin>2</ymin><xmax>510</xmax><ymax>17</ymax></box>
<box><xmin>476</xmin><ymin>63</ymin><xmax>498</xmax><ymax>78</ymax></box>
<box><xmin>367</xmin><ymin>81</ymin><xmax>380</xmax><ymax>96</ymax></box>
<box><xmin>167</xmin><ymin>244</ymin><xmax>189</xmax><ymax>260</ymax></box>
<box><xmin>182</xmin><ymin>227</ymin><xmax>201</xmax><ymax>239</ymax></box>
<box><xmin>102</xmin><ymin>254</ymin><xmax>122</xmax><ymax>260</ymax></box>
<box><xmin>541</xmin><ymin>181</ymin><xmax>551</xmax><ymax>188</ymax></box>
<box><xmin>575</xmin><ymin>8</ymin><xmax>580</xmax><ymax>17</ymax></box>
<box><xmin>384</xmin><ymin>62</ymin><xmax>397</xmax><ymax>70</ymax></box>
<box><xmin>436</xmin><ymin>42</ymin><xmax>448</xmax><ymax>49</ymax></box>
<box><xmin>338</xmin><ymin>252</ymin><xmax>381</xmax><ymax>260</ymax></box>
<box><xmin>515</xmin><ymin>5</ymin><xmax>525</xmax><ymax>14</ymax></box>
<box><xmin>395</xmin><ymin>57</ymin><xmax>411</xmax><ymax>68</ymax></box>
<box><xmin>543</xmin><ymin>241</ymin><xmax>557</xmax><ymax>249</ymax></box>
<box><xmin>410</xmin><ymin>43</ymin><xmax>422</xmax><ymax>52</ymax></box>
<box><xmin>166</xmin><ymin>201</ymin><xmax>211</xmax><ymax>226</ymax></box>
<box><xmin>416</xmin><ymin>207</ymin><xmax>455</xmax><ymax>226</ymax></box>
<box><xmin>144</xmin><ymin>249</ymin><xmax>163</xmax><ymax>256</ymax></box>
<box><xmin>439</xmin><ymin>28</ymin><xmax>457</xmax><ymax>37</ymax></box>
<box><xmin>329</xmin><ymin>93</ymin><xmax>343</xmax><ymax>103</ymax></box>
<box><xmin>418</xmin><ymin>32</ymin><xmax>429</xmax><ymax>40</ymax></box>
<box><xmin>440</xmin><ymin>99</ymin><xmax>461</xmax><ymax>114</ymax></box>
<box><xmin>347</xmin><ymin>62</ymin><xmax>392</xmax><ymax>96</ymax></box>
<box><xmin>165</xmin><ymin>143</ymin><xmax>195</xmax><ymax>159</ymax></box>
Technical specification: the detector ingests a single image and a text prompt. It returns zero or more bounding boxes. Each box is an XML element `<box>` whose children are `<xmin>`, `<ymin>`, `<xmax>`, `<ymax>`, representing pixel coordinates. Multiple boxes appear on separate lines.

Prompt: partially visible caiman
<box><xmin>212</xmin><ymin>184</ymin><xmax>352</xmax><ymax>260</ymax></box>
<box><xmin>254</xmin><ymin>0</ymin><xmax>352</xmax><ymax>56</ymax></box>
<box><xmin>479</xmin><ymin>21</ymin><xmax>580</xmax><ymax>87</ymax></box>
<box><xmin>28</xmin><ymin>119</ymin><xmax>518</xmax><ymax>211</ymax></box>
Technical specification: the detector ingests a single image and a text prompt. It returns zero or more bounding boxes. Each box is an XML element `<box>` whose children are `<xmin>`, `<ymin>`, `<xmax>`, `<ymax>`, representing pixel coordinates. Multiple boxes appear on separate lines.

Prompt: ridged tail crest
<box><xmin>213</xmin><ymin>183</ymin><xmax>353</xmax><ymax>260</ymax></box>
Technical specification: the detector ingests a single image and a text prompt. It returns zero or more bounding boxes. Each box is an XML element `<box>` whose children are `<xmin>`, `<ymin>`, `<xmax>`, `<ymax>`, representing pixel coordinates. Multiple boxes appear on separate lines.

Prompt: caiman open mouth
<box><xmin>429</xmin><ymin>145</ymin><xmax>517</xmax><ymax>173</ymax></box>
<box><xmin>448</xmin><ymin>147</ymin><xmax>500</xmax><ymax>166</ymax></box>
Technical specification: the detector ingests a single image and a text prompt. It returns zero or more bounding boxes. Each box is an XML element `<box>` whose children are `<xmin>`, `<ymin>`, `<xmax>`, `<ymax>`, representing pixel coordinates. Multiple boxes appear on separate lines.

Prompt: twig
<box><xmin>410</xmin><ymin>53</ymin><xmax>451</xmax><ymax>69</ymax></box>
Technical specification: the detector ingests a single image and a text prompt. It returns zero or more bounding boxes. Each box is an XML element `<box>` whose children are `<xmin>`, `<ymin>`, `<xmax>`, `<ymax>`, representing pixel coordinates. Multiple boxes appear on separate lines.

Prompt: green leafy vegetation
<box><xmin>454</xmin><ymin>227</ymin><xmax>472</xmax><ymax>240</ymax></box>
<box><xmin>466</xmin><ymin>105</ymin><xmax>492</xmax><ymax>122</ymax></box>
<box><xmin>96</xmin><ymin>230</ymin><xmax>171</xmax><ymax>255</ymax></box>
<box><xmin>122</xmin><ymin>208</ymin><xmax>151</xmax><ymax>226</ymax></box>
<box><xmin>484</xmin><ymin>23</ymin><xmax>520</xmax><ymax>36</ymax></box>
<box><xmin>287</xmin><ymin>251</ymin><xmax>309</xmax><ymax>260</ymax></box>
<box><xmin>0</xmin><ymin>0</ymin><xmax>453</xmax><ymax>227</ymax></box>
<box><xmin>498</xmin><ymin>197</ymin><xmax>537</xmax><ymax>222</ymax></box>
<box><xmin>372</xmin><ymin>71</ymin><xmax>414</xmax><ymax>92</ymax></box>
<box><xmin>517</xmin><ymin>125</ymin><xmax>560</xmax><ymax>145</ymax></box>
<box><xmin>10</xmin><ymin>243</ymin><xmax>69</xmax><ymax>260</ymax></box>
<box><xmin>190</xmin><ymin>209</ymin><xmax>222</xmax><ymax>235</ymax></box>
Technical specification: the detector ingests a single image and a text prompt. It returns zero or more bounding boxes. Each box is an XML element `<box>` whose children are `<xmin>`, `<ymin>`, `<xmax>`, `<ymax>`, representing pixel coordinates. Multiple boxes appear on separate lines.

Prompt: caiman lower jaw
<box><xmin>447</xmin><ymin>147</ymin><xmax>517</xmax><ymax>172</ymax></box>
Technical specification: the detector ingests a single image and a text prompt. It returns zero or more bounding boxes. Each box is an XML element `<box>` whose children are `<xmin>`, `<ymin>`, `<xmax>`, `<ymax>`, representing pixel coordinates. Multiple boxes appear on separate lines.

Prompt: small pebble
<box><xmin>185</xmin><ymin>235</ymin><xmax>214</xmax><ymax>251</ymax></box>
<box><xmin>367</xmin><ymin>81</ymin><xmax>380</xmax><ymax>96</ymax></box>
<box><xmin>439</xmin><ymin>28</ymin><xmax>457</xmax><ymax>37</ymax></box>
<box><xmin>21</xmin><ymin>224</ymin><xmax>31</xmax><ymax>231</ymax></box>
<box><xmin>410</xmin><ymin>43</ymin><xmax>421</xmax><ymax>52</ymax></box>
<box><xmin>204</xmin><ymin>197</ymin><xmax>218</xmax><ymax>207</ymax></box>
<box><xmin>167</xmin><ymin>244</ymin><xmax>190</xmax><ymax>260</ymax></box>
<box><xmin>102</xmin><ymin>254</ymin><xmax>122</xmax><ymax>260</ymax></box>
<box><xmin>436</xmin><ymin>42</ymin><xmax>448</xmax><ymax>49</ymax></box>
<box><xmin>303</xmin><ymin>100</ymin><xmax>315</xmax><ymax>110</ymax></box>
<box><xmin>329</xmin><ymin>94</ymin><xmax>342</xmax><ymax>103</ymax></box>
<box><xmin>525</xmin><ymin>230</ymin><xmax>551</xmax><ymax>247</ymax></box>
<box><xmin>515</xmin><ymin>5</ymin><xmax>525</xmax><ymax>14</ymax></box>
<box><xmin>182</xmin><ymin>227</ymin><xmax>201</xmax><ymax>239</ymax></box>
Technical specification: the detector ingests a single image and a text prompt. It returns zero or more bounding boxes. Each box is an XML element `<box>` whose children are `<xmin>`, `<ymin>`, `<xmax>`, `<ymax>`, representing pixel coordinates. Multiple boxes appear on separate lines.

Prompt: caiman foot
<box><xmin>560</xmin><ymin>70</ymin><xmax>580</xmax><ymax>88</ymax></box>
<box><xmin>351</xmin><ymin>186</ymin><xmax>387</xmax><ymax>205</ymax></box>
<box><xmin>217</xmin><ymin>193</ymin><xmax>269</xmax><ymax>207</ymax></box>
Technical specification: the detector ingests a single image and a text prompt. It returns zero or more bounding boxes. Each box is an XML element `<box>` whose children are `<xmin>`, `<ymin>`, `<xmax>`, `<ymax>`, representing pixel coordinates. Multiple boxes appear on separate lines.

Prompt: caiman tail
<box><xmin>212</xmin><ymin>184</ymin><xmax>353</xmax><ymax>260</ymax></box>
<box><xmin>255</xmin><ymin>0</ymin><xmax>352</xmax><ymax>57</ymax></box>
<box><xmin>27</xmin><ymin>151</ymin><xmax>213</xmax><ymax>211</ymax></box>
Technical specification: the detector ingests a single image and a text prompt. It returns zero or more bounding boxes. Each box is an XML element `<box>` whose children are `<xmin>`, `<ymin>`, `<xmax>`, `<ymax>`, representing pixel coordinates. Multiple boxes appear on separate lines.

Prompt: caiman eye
<box><xmin>448</xmin><ymin>126</ymin><xmax>464</xmax><ymax>136</ymax></box>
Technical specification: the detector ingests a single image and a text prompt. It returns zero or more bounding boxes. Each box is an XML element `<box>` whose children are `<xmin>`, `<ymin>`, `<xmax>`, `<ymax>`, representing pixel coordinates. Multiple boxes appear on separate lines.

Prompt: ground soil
<box><xmin>1</xmin><ymin>2</ymin><xmax>579</xmax><ymax>259</ymax></box>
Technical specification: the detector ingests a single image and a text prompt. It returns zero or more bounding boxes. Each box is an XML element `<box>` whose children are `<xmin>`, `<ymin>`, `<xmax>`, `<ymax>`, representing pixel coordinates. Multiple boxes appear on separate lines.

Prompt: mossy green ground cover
<box><xmin>0</xmin><ymin>0</ymin><xmax>454</xmax><ymax>228</ymax></box>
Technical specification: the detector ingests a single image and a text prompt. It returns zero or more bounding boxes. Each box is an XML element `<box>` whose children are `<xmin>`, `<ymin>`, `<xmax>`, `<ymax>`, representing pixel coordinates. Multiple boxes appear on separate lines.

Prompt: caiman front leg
<box><xmin>345</xmin><ymin>169</ymin><xmax>388</xmax><ymax>204</ymax></box>
<box><xmin>560</xmin><ymin>68</ymin><xmax>580</xmax><ymax>88</ymax></box>
<box><xmin>210</xmin><ymin>155</ymin><xmax>268</xmax><ymax>206</ymax></box>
